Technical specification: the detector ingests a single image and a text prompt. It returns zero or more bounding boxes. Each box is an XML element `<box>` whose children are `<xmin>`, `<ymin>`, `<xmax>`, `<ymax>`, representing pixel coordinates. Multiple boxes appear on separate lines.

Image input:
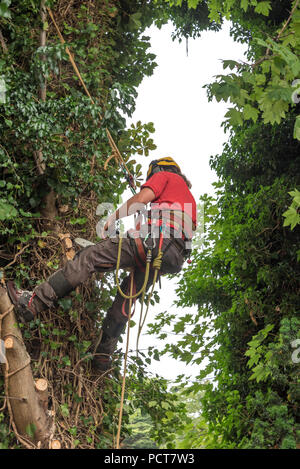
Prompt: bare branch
<box><xmin>0</xmin><ymin>29</ymin><xmax>8</xmax><ymax>54</ymax></box>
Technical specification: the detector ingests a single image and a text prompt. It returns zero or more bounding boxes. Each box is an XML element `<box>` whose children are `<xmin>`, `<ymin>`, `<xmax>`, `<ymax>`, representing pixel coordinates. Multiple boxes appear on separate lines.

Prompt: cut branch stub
<box><xmin>4</xmin><ymin>337</ymin><xmax>14</xmax><ymax>350</ymax></box>
<box><xmin>35</xmin><ymin>378</ymin><xmax>48</xmax><ymax>412</ymax></box>
<box><xmin>35</xmin><ymin>378</ymin><xmax>48</xmax><ymax>393</ymax></box>
<box><xmin>58</xmin><ymin>233</ymin><xmax>75</xmax><ymax>261</ymax></box>
<box><xmin>50</xmin><ymin>440</ymin><xmax>61</xmax><ymax>450</ymax></box>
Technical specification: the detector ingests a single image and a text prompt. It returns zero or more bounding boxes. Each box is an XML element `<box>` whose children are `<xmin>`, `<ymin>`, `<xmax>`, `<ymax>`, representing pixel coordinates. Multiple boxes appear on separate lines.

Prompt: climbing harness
<box><xmin>114</xmin><ymin>213</ymin><xmax>167</xmax><ymax>354</ymax></box>
<box><xmin>136</xmin><ymin>223</ymin><xmax>165</xmax><ymax>353</ymax></box>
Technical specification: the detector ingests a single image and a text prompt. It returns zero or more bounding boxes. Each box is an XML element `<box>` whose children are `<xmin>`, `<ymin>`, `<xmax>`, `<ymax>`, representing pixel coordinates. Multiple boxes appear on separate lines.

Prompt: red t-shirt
<box><xmin>141</xmin><ymin>172</ymin><xmax>197</xmax><ymax>237</ymax></box>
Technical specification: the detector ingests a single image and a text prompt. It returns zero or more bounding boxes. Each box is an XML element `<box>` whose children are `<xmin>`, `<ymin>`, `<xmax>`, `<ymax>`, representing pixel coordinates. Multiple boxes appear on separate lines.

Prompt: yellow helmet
<box><xmin>146</xmin><ymin>157</ymin><xmax>181</xmax><ymax>180</ymax></box>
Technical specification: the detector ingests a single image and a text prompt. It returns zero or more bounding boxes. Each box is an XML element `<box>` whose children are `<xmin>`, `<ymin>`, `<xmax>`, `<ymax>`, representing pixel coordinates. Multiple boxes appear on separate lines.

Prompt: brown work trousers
<box><xmin>34</xmin><ymin>235</ymin><xmax>185</xmax><ymax>326</ymax></box>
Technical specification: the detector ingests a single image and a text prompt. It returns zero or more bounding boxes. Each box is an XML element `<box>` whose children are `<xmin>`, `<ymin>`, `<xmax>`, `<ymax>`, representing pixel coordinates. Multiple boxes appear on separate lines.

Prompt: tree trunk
<box><xmin>0</xmin><ymin>287</ymin><xmax>51</xmax><ymax>448</ymax></box>
<box><xmin>33</xmin><ymin>0</ymin><xmax>47</xmax><ymax>175</ymax></box>
<box><xmin>0</xmin><ymin>29</ymin><xmax>8</xmax><ymax>54</ymax></box>
<box><xmin>39</xmin><ymin>0</ymin><xmax>47</xmax><ymax>102</ymax></box>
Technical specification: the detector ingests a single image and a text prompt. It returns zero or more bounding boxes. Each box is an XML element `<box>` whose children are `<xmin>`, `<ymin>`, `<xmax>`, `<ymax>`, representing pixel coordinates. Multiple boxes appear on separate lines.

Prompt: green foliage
<box><xmin>0</xmin><ymin>1</ymin><xmax>11</xmax><ymax>19</ymax></box>
<box><xmin>245</xmin><ymin>323</ymin><xmax>275</xmax><ymax>382</ymax></box>
<box><xmin>204</xmin><ymin>1</ymin><xmax>300</xmax><ymax>138</ymax></box>
<box><xmin>123</xmin><ymin>409</ymin><xmax>158</xmax><ymax>448</ymax></box>
<box><xmin>152</xmin><ymin>0</ymin><xmax>300</xmax><ymax>450</ymax></box>
<box><xmin>169</xmin><ymin>388</ymin><xmax>208</xmax><ymax>449</ymax></box>
<box><xmin>0</xmin><ymin>0</ymin><xmax>160</xmax><ymax>449</ymax></box>
<box><xmin>125</xmin><ymin>357</ymin><xmax>191</xmax><ymax>449</ymax></box>
<box><xmin>283</xmin><ymin>189</ymin><xmax>300</xmax><ymax>231</ymax></box>
<box><xmin>0</xmin><ymin>411</ymin><xmax>12</xmax><ymax>449</ymax></box>
<box><xmin>171</xmin><ymin>176</ymin><xmax>300</xmax><ymax>447</ymax></box>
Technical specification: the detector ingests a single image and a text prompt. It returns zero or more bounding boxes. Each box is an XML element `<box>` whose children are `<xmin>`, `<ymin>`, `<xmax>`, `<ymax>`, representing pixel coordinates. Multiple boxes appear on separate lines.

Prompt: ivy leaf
<box><xmin>283</xmin><ymin>189</ymin><xmax>300</xmax><ymax>232</ymax></box>
<box><xmin>129</xmin><ymin>12</ymin><xmax>142</xmax><ymax>30</ymax></box>
<box><xmin>60</xmin><ymin>403</ymin><xmax>69</xmax><ymax>417</ymax></box>
<box><xmin>289</xmin><ymin>189</ymin><xmax>300</xmax><ymax>206</ymax></box>
<box><xmin>0</xmin><ymin>1</ymin><xmax>11</xmax><ymax>18</ymax></box>
<box><xmin>0</xmin><ymin>199</ymin><xmax>18</xmax><ymax>220</ymax></box>
<box><xmin>161</xmin><ymin>401</ymin><xmax>170</xmax><ymax>410</ymax></box>
<box><xmin>148</xmin><ymin>401</ymin><xmax>157</xmax><ymax>408</ymax></box>
<box><xmin>25</xmin><ymin>423</ymin><xmax>36</xmax><ymax>439</ymax></box>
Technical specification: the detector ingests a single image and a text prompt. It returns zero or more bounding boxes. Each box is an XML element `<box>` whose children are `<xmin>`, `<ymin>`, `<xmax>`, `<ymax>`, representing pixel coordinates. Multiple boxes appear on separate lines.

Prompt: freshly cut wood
<box><xmin>0</xmin><ymin>287</ymin><xmax>51</xmax><ymax>447</ymax></box>
<box><xmin>59</xmin><ymin>233</ymin><xmax>75</xmax><ymax>261</ymax></box>
<box><xmin>35</xmin><ymin>378</ymin><xmax>48</xmax><ymax>392</ymax></box>
<box><xmin>35</xmin><ymin>378</ymin><xmax>48</xmax><ymax>412</ymax></box>
<box><xmin>4</xmin><ymin>337</ymin><xmax>14</xmax><ymax>349</ymax></box>
<box><xmin>58</xmin><ymin>204</ymin><xmax>69</xmax><ymax>214</ymax></box>
<box><xmin>66</xmin><ymin>249</ymin><xmax>76</xmax><ymax>260</ymax></box>
<box><xmin>64</xmin><ymin>238</ymin><xmax>73</xmax><ymax>250</ymax></box>
<box><xmin>58</xmin><ymin>233</ymin><xmax>71</xmax><ymax>240</ymax></box>
<box><xmin>50</xmin><ymin>439</ymin><xmax>61</xmax><ymax>449</ymax></box>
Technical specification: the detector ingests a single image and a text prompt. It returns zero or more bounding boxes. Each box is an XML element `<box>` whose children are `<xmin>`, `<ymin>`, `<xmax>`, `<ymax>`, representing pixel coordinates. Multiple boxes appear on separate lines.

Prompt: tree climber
<box><xmin>7</xmin><ymin>157</ymin><xmax>197</xmax><ymax>373</ymax></box>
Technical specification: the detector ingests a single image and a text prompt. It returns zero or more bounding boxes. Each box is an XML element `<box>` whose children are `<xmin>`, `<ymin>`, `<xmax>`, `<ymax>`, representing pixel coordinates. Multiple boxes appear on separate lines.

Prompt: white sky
<box><xmin>123</xmin><ymin>21</ymin><xmax>246</xmax><ymax>382</ymax></box>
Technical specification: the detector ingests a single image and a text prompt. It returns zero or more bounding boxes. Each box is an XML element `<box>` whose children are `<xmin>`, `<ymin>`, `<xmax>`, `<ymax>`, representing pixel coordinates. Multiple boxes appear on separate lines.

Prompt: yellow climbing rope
<box><xmin>136</xmin><ymin>233</ymin><xmax>163</xmax><ymax>353</ymax></box>
<box><xmin>115</xmin><ymin>231</ymin><xmax>163</xmax><ymax>301</ymax></box>
<box><xmin>116</xmin><ymin>269</ymin><xmax>134</xmax><ymax>450</ymax></box>
<box><xmin>115</xmin><ymin>235</ymin><xmax>151</xmax><ymax>300</ymax></box>
<box><xmin>114</xmin><ymin>229</ymin><xmax>164</xmax><ymax>353</ymax></box>
<box><xmin>114</xmin><ymin>235</ymin><xmax>163</xmax><ymax>449</ymax></box>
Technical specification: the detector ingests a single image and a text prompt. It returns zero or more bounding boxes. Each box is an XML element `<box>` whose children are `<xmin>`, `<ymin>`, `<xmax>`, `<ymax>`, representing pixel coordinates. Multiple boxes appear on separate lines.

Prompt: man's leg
<box><xmin>92</xmin><ymin>236</ymin><xmax>186</xmax><ymax>373</ymax></box>
<box><xmin>92</xmin><ymin>267</ymin><xmax>155</xmax><ymax>373</ymax></box>
<box><xmin>7</xmin><ymin>237</ymin><xmax>135</xmax><ymax>322</ymax></box>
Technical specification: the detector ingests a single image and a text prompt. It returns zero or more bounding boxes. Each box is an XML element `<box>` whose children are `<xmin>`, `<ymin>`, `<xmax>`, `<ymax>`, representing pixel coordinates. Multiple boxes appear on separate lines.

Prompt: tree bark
<box><xmin>39</xmin><ymin>0</ymin><xmax>47</xmax><ymax>102</ymax></box>
<box><xmin>0</xmin><ymin>29</ymin><xmax>8</xmax><ymax>54</ymax></box>
<box><xmin>0</xmin><ymin>287</ymin><xmax>51</xmax><ymax>448</ymax></box>
<box><xmin>33</xmin><ymin>0</ymin><xmax>47</xmax><ymax>175</ymax></box>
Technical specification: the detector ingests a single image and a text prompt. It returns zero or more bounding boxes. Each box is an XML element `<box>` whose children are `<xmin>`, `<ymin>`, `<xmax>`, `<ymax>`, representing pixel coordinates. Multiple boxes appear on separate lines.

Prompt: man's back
<box><xmin>141</xmin><ymin>171</ymin><xmax>197</xmax><ymax>238</ymax></box>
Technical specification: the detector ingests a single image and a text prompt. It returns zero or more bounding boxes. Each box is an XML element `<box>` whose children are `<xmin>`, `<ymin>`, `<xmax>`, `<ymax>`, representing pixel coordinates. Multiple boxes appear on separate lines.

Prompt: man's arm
<box><xmin>102</xmin><ymin>187</ymin><xmax>156</xmax><ymax>237</ymax></box>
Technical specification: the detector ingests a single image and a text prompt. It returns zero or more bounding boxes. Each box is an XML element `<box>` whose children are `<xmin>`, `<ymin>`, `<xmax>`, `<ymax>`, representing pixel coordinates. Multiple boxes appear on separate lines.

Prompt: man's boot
<box><xmin>7</xmin><ymin>269</ymin><xmax>74</xmax><ymax>324</ymax></box>
<box><xmin>92</xmin><ymin>313</ymin><xmax>127</xmax><ymax>374</ymax></box>
<box><xmin>7</xmin><ymin>281</ymin><xmax>46</xmax><ymax>323</ymax></box>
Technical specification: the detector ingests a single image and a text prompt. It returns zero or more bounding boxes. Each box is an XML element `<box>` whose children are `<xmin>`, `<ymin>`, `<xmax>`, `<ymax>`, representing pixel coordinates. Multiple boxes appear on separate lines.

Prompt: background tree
<box><xmin>152</xmin><ymin>0</ymin><xmax>300</xmax><ymax>449</ymax></box>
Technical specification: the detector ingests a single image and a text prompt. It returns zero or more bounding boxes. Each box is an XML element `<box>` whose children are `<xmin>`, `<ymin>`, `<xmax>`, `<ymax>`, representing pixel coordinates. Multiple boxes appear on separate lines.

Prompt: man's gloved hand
<box><xmin>101</xmin><ymin>216</ymin><xmax>117</xmax><ymax>239</ymax></box>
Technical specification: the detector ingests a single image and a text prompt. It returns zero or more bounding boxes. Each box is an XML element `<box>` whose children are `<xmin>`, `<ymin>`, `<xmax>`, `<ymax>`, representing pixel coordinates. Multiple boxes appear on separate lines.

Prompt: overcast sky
<box><xmin>124</xmin><ymin>21</ymin><xmax>246</xmax><ymax>382</ymax></box>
